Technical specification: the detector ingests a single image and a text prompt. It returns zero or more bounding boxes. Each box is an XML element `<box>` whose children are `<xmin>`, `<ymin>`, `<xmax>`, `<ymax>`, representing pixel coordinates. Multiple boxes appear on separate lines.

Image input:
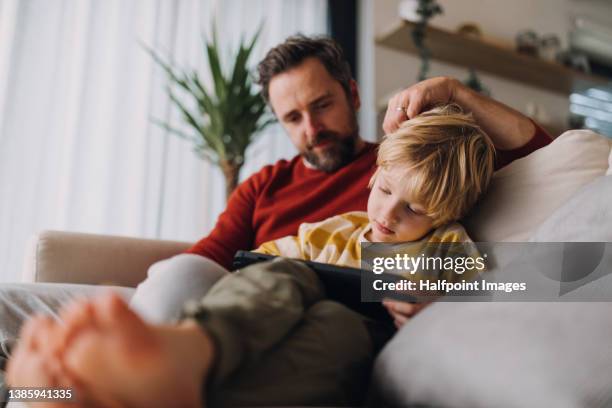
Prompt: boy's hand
<box><xmin>382</xmin><ymin>299</ymin><xmax>430</xmax><ymax>329</ymax></box>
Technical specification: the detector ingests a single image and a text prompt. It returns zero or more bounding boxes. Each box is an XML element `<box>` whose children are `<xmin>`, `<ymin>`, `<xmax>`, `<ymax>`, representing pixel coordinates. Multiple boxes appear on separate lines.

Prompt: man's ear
<box><xmin>349</xmin><ymin>79</ymin><xmax>361</xmax><ymax>111</ymax></box>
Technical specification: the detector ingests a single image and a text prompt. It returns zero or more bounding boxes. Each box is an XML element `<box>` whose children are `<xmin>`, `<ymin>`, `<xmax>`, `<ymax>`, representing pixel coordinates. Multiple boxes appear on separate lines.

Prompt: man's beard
<box><xmin>302</xmin><ymin>122</ymin><xmax>360</xmax><ymax>173</ymax></box>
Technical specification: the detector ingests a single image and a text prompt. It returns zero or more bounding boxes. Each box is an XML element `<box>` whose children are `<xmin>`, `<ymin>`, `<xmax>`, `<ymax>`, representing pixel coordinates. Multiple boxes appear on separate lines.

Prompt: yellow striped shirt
<box><xmin>255</xmin><ymin>211</ymin><xmax>482</xmax><ymax>282</ymax></box>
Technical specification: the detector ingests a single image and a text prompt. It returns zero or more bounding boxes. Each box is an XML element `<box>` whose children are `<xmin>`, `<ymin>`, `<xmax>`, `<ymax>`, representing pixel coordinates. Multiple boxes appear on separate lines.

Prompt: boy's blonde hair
<box><xmin>371</xmin><ymin>104</ymin><xmax>495</xmax><ymax>227</ymax></box>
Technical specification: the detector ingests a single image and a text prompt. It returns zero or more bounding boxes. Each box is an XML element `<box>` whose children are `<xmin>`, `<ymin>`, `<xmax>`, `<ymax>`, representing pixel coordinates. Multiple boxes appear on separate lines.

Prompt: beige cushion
<box><xmin>464</xmin><ymin>129</ymin><xmax>612</xmax><ymax>242</ymax></box>
<box><xmin>22</xmin><ymin>231</ymin><xmax>191</xmax><ymax>286</ymax></box>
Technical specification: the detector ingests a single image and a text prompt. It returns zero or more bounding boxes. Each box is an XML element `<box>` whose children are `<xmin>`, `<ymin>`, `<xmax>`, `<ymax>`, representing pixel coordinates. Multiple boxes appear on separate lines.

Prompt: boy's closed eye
<box><xmin>406</xmin><ymin>205</ymin><xmax>426</xmax><ymax>216</ymax></box>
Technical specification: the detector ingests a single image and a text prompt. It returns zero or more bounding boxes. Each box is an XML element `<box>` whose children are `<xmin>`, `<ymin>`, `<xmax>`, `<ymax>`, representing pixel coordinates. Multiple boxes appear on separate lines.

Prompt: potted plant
<box><xmin>147</xmin><ymin>27</ymin><xmax>274</xmax><ymax>200</ymax></box>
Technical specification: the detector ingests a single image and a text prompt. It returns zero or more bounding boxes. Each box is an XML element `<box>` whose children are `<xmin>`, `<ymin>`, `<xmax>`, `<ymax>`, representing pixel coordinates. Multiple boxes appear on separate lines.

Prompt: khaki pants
<box><xmin>182</xmin><ymin>258</ymin><xmax>376</xmax><ymax>407</ymax></box>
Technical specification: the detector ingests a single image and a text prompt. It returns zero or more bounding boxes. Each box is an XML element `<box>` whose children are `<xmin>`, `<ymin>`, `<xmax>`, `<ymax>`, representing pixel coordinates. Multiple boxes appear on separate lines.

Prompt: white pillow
<box><xmin>464</xmin><ymin>129</ymin><xmax>612</xmax><ymax>242</ymax></box>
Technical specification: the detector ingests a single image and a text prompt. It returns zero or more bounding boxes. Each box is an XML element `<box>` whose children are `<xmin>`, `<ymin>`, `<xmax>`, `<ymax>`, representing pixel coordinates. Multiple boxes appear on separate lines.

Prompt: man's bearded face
<box><xmin>268</xmin><ymin>58</ymin><xmax>363</xmax><ymax>173</ymax></box>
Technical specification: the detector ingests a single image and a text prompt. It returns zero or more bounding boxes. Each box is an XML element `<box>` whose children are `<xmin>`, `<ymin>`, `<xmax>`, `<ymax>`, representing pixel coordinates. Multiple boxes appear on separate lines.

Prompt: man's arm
<box><xmin>382</xmin><ymin>76</ymin><xmax>543</xmax><ymax>150</ymax></box>
<box><xmin>185</xmin><ymin>176</ymin><xmax>259</xmax><ymax>270</ymax></box>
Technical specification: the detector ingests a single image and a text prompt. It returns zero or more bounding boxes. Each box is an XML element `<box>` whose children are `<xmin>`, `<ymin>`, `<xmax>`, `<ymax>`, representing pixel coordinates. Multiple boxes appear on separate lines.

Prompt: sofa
<box><xmin>2</xmin><ymin>129</ymin><xmax>612</xmax><ymax>407</ymax></box>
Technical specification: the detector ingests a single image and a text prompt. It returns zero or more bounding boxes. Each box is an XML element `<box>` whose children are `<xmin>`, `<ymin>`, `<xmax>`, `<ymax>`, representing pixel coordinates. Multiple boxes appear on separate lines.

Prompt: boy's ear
<box><xmin>349</xmin><ymin>79</ymin><xmax>361</xmax><ymax>111</ymax></box>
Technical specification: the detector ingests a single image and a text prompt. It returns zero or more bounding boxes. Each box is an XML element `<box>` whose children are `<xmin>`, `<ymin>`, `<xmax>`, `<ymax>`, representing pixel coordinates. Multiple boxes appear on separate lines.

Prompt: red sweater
<box><xmin>186</xmin><ymin>125</ymin><xmax>552</xmax><ymax>269</ymax></box>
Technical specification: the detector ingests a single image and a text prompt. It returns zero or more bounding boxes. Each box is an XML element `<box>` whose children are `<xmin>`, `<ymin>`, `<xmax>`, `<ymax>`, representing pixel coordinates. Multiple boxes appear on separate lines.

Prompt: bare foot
<box><xmin>58</xmin><ymin>292</ymin><xmax>215</xmax><ymax>408</ymax></box>
<box><xmin>6</xmin><ymin>315</ymin><xmax>107</xmax><ymax>407</ymax></box>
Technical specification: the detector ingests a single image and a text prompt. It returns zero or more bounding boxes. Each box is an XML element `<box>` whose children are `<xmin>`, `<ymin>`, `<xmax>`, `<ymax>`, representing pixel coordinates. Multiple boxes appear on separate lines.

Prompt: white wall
<box><xmin>371</xmin><ymin>0</ymin><xmax>612</xmax><ymax>138</ymax></box>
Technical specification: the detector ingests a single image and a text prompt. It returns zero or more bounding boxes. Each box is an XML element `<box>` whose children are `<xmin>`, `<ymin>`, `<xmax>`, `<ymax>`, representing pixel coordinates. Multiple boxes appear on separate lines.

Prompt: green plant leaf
<box><xmin>143</xmin><ymin>45</ymin><xmax>195</xmax><ymax>95</ymax></box>
<box><xmin>150</xmin><ymin>118</ymin><xmax>197</xmax><ymax>142</ymax></box>
<box><xmin>147</xmin><ymin>20</ymin><xmax>275</xmax><ymax>197</ymax></box>
<box><xmin>229</xmin><ymin>25</ymin><xmax>261</xmax><ymax>98</ymax></box>
<box><xmin>169</xmin><ymin>91</ymin><xmax>226</xmax><ymax>160</ymax></box>
<box><xmin>204</xmin><ymin>34</ymin><xmax>227</xmax><ymax>103</ymax></box>
<box><xmin>193</xmin><ymin>144</ymin><xmax>218</xmax><ymax>164</ymax></box>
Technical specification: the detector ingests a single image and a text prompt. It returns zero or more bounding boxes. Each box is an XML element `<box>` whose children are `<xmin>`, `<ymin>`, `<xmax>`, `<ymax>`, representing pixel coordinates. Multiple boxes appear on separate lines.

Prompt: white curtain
<box><xmin>0</xmin><ymin>0</ymin><xmax>328</xmax><ymax>282</ymax></box>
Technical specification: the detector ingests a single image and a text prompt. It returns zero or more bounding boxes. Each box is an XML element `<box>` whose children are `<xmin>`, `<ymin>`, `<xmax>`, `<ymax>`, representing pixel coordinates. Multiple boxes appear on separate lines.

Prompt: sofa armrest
<box><xmin>22</xmin><ymin>231</ymin><xmax>192</xmax><ymax>287</ymax></box>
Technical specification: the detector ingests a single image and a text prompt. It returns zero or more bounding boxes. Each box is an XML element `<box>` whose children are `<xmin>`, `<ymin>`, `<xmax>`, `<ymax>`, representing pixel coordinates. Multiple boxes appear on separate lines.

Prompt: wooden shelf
<box><xmin>376</xmin><ymin>20</ymin><xmax>610</xmax><ymax>95</ymax></box>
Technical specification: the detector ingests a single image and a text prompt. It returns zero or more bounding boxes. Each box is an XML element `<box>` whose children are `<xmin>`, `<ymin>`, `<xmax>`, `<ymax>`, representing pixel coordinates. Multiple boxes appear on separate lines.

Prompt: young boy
<box><xmin>6</xmin><ymin>105</ymin><xmax>495</xmax><ymax>408</ymax></box>
<box><xmin>256</xmin><ymin>103</ymin><xmax>491</xmax><ymax>303</ymax></box>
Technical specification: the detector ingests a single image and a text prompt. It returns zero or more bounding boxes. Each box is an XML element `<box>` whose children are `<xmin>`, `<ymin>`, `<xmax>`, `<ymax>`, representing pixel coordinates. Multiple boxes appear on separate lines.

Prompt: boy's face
<box><xmin>367</xmin><ymin>168</ymin><xmax>435</xmax><ymax>243</ymax></box>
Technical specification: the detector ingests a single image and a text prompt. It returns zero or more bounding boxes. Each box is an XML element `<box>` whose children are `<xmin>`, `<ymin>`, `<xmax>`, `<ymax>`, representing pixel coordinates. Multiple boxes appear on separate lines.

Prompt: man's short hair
<box><xmin>371</xmin><ymin>105</ymin><xmax>496</xmax><ymax>227</ymax></box>
<box><xmin>257</xmin><ymin>35</ymin><xmax>353</xmax><ymax>104</ymax></box>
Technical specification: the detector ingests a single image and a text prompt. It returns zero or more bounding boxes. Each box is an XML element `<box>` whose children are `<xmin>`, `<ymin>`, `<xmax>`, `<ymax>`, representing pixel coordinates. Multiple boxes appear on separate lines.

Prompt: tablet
<box><xmin>233</xmin><ymin>251</ymin><xmax>400</xmax><ymax>322</ymax></box>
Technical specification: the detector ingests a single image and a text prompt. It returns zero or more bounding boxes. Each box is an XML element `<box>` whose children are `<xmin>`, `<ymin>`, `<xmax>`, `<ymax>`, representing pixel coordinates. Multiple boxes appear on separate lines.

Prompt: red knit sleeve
<box><xmin>494</xmin><ymin>120</ymin><xmax>553</xmax><ymax>170</ymax></box>
<box><xmin>184</xmin><ymin>171</ymin><xmax>262</xmax><ymax>270</ymax></box>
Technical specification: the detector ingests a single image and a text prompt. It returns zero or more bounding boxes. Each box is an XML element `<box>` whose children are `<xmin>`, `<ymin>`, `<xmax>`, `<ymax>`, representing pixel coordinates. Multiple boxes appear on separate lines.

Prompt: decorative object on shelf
<box><xmin>409</xmin><ymin>0</ymin><xmax>443</xmax><ymax>81</ymax></box>
<box><xmin>539</xmin><ymin>34</ymin><xmax>561</xmax><ymax>62</ymax></box>
<box><xmin>147</xmin><ymin>25</ymin><xmax>274</xmax><ymax>200</ymax></box>
<box><xmin>516</xmin><ymin>30</ymin><xmax>562</xmax><ymax>61</ymax></box>
<box><xmin>456</xmin><ymin>23</ymin><xmax>483</xmax><ymax>40</ymax></box>
<box><xmin>516</xmin><ymin>30</ymin><xmax>540</xmax><ymax>56</ymax></box>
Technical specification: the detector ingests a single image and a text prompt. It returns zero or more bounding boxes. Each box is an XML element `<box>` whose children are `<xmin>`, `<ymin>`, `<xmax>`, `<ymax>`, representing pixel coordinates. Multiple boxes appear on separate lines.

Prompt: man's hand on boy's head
<box><xmin>382</xmin><ymin>77</ymin><xmax>460</xmax><ymax>134</ymax></box>
<box><xmin>382</xmin><ymin>299</ymin><xmax>431</xmax><ymax>329</ymax></box>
